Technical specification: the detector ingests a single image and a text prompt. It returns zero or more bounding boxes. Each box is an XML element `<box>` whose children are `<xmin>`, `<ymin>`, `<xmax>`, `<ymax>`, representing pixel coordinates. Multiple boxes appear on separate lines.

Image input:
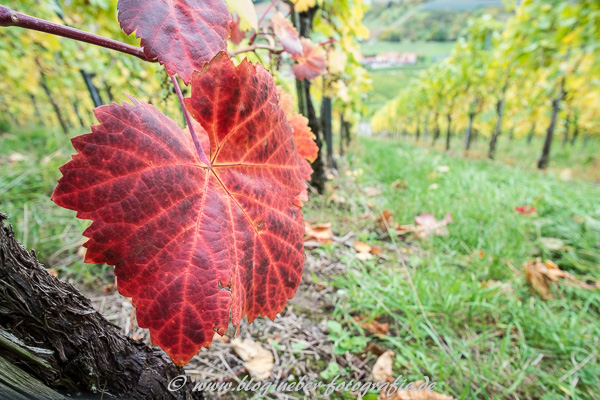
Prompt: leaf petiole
<box><xmin>170</xmin><ymin>75</ymin><xmax>211</xmax><ymax>166</ymax></box>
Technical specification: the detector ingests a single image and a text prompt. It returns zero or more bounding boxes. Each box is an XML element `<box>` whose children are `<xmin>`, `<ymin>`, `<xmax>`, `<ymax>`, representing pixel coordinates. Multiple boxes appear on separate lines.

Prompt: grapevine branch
<box><xmin>230</xmin><ymin>43</ymin><xmax>283</xmax><ymax>56</ymax></box>
<box><xmin>249</xmin><ymin>0</ymin><xmax>279</xmax><ymax>45</ymax></box>
<box><xmin>0</xmin><ymin>5</ymin><xmax>152</xmax><ymax>62</ymax></box>
<box><xmin>0</xmin><ymin>5</ymin><xmax>284</xmax><ymax>62</ymax></box>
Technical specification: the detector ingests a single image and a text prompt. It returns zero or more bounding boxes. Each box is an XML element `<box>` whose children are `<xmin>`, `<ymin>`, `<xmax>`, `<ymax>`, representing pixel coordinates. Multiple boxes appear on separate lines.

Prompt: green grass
<box><xmin>3</xmin><ymin>126</ymin><xmax>599</xmax><ymax>398</ymax></box>
<box><xmin>0</xmin><ymin>126</ymin><xmax>114</xmax><ymax>285</ymax></box>
<box><xmin>416</xmin><ymin>132</ymin><xmax>600</xmax><ymax>184</ymax></box>
<box><xmin>316</xmin><ymin>137</ymin><xmax>600</xmax><ymax>399</ymax></box>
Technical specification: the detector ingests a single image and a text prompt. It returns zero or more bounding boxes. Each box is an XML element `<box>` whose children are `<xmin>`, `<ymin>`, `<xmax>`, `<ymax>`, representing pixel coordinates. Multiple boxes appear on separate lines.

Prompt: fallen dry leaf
<box><xmin>102</xmin><ymin>283</ymin><xmax>117</xmax><ymax>294</ymax></box>
<box><xmin>356</xmin><ymin>252</ymin><xmax>373</xmax><ymax>261</ymax></box>
<box><xmin>372</xmin><ymin>350</ymin><xmax>395</xmax><ymax>382</ymax></box>
<box><xmin>378</xmin><ymin>381</ymin><xmax>453</xmax><ymax>400</ymax></box>
<box><xmin>391</xmin><ymin>179</ymin><xmax>408</xmax><ymax>190</ymax></box>
<box><xmin>359</xmin><ymin>211</ymin><xmax>373</xmax><ymax>220</ymax></box>
<box><xmin>396</xmin><ymin>224</ymin><xmax>417</xmax><ymax>236</ymax></box>
<box><xmin>353</xmin><ymin>314</ymin><xmax>389</xmax><ymax>335</ymax></box>
<box><xmin>47</xmin><ymin>268</ymin><xmax>58</xmax><ymax>277</ymax></box>
<box><xmin>540</xmin><ymin>237</ymin><xmax>565</xmax><ymax>251</ymax></box>
<box><xmin>8</xmin><ymin>152</ymin><xmax>27</xmax><ymax>163</ymax></box>
<box><xmin>397</xmin><ymin>213</ymin><xmax>453</xmax><ymax>239</ymax></box>
<box><xmin>354</xmin><ymin>241</ymin><xmax>382</xmax><ymax>261</ymax></box>
<box><xmin>213</xmin><ymin>332</ymin><xmax>230</xmax><ymax>343</ymax></box>
<box><xmin>414</xmin><ymin>213</ymin><xmax>452</xmax><ymax>239</ymax></box>
<box><xmin>328</xmin><ymin>192</ymin><xmax>347</xmax><ymax>204</ymax></box>
<box><xmin>559</xmin><ymin>168</ymin><xmax>572</xmax><ymax>180</ymax></box>
<box><xmin>354</xmin><ymin>241</ymin><xmax>373</xmax><ymax>253</ymax></box>
<box><xmin>523</xmin><ymin>258</ymin><xmax>599</xmax><ymax>299</ymax></box>
<box><xmin>377</xmin><ymin>209</ymin><xmax>395</xmax><ymax>230</ymax></box>
<box><xmin>304</xmin><ymin>221</ymin><xmax>333</xmax><ymax>243</ymax></box>
<box><xmin>231</xmin><ymin>338</ymin><xmax>274</xmax><ymax>380</ymax></box>
<box><xmin>364</xmin><ymin>186</ymin><xmax>382</xmax><ymax>197</ymax></box>
<box><xmin>481</xmin><ymin>280</ymin><xmax>503</xmax><ymax>289</ymax></box>
<box><xmin>365</xmin><ymin>342</ymin><xmax>387</xmax><ymax>356</ymax></box>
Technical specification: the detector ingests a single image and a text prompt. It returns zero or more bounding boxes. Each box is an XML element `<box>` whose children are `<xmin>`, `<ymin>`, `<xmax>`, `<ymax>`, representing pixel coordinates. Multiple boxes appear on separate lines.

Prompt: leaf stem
<box><xmin>170</xmin><ymin>75</ymin><xmax>211</xmax><ymax>166</ymax></box>
<box><xmin>0</xmin><ymin>5</ymin><xmax>153</xmax><ymax>63</ymax></box>
<box><xmin>229</xmin><ymin>43</ymin><xmax>283</xmax><ymax>56</ymax></box>
<box><xmin>249</xmin><ymin>0</ymin><xmax>279</xmax><ymax>45</ymax></box>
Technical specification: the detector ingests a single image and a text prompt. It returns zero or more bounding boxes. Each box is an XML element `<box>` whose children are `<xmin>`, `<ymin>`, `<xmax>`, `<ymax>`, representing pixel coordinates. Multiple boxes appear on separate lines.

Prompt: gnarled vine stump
<box><xmin>0</xmin><ymin>212</ymin><xmax>201</xmax><ymax>400</ymax></box>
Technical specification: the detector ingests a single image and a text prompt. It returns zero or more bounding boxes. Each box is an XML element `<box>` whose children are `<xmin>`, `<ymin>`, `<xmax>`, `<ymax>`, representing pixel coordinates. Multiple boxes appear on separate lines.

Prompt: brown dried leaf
<box><xmin>377</xmin><ymin>209</ymin><xmax>395</xmax><ymax>230</ymax></box>
<box><xmin>391</xmin><ymin>179</ymin><xmax>408</xmax><ymax>190</ymax></box>
<box><xmin>102</xmin><ymin>283</ymin><xmax>117</xmax><ymax>295</ymax></box>
<box><xmin>328</xmin><ymin>192</ymin><xmax>347</xmax><ymax>204</ymax></box>
<box><xmin>413</xmin><ymin>213</ymin><xmax>452</xmax><ymax>239</ymax></box>
<box><xmin>353</xmin><ymin>314</ymin><xmax>389</xmax><ymax>335</ymax></box>
<box><xmin>522</xmin><ymin>258</ymin><xmax>600</xmax><ymax>299</ymax></box>
<box><xmin>354</xmin><ymin>241</ymin><xmax>382</xmax><ymax>261</ymax></box>
<box><xmin>231</xmin><ymin>338</ymin><xmax>274</xmax><ymax>380</ymax></box>
<box><xmin>354</xmin><ymin>241</ymin><xmax>372</xmax><ymax>253</ymax></box>
<box><xmin>372</xmin><ymin>350</ymin><xmax>395</xmax><ymax>382</ymax></box>
<box><xmin>304</xmin><ymin>221</ymin><xmax>333</xmax><ymax>242</ymax></box>
<box><xmin>378</xmin><ymin>381</ymin><xmax>453</xmax><ymax>400</ymax></box>
<box><xmin>364</xmin><ymin>187</ymin><xmax>383</xmax><ymax>197</ymax></box>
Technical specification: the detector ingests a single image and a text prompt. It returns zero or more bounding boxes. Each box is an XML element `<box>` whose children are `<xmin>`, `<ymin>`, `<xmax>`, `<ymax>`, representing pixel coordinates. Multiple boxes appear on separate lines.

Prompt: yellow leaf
<box><xmin>224</xmin><ymin>0</ymin><xmax>258</xmax><ymax>31</ymax></box>
<box><xmin>291</xmin><ymin>0</ymin><xmax>317</xmax><ymax>13</ymax></box>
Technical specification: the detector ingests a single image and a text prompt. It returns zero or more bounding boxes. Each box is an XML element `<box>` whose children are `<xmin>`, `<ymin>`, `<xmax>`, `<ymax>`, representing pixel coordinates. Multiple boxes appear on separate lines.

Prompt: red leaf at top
<box><xmin>52</xmin><ymin>53</ymin><xmax>306</xmax><ymax>366</ymax></box>
<box><xmin>272</xmin><ymin>12</ymin><xmax>302</xmax><ymax>56</ymax></box>
<box><xmin>117</xmin><ymin>0</ymin><xmax>231</xmax><ymax>84</ymax></box>
<box><xmin>291</xmin><ymin>38</ymin><xmax>327</xmax><ymax>81</ymax></box>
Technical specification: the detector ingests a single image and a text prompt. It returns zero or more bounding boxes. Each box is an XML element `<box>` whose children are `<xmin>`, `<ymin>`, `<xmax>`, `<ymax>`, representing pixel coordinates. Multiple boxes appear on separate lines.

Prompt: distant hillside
<box><xmin>365</xmin><ymin>0</ymin><xmax>509</xmax><ymax>41</ymax></box>
<box><xmin>420</xmin><ymin>0</ymin><xmax>504</xmax><ymax>11</ymax></box>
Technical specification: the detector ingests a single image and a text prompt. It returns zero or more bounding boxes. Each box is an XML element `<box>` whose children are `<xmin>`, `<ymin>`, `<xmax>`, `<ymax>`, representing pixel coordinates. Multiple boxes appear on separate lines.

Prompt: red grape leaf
<box><xmin>291</xmin><ymin>38</ymin><xmax>327</xmax><ymax>81</ymax></box>
<box><xmin>277</xmin><ymin>86</ymin><xmax>318</xmax><ymax>163</ymax></box>
<box><xmin>52</xmin><ymin>53</ymin><xmax>306</xmax><ymax>366</ymax></box>
<box><xmin>229</xmin><ymin>14</ymin><xmax>247</xmax><ymax>45</ymax></box>
<box><xmin>272</xmin><ymin>12</ymin><xmax>302</xmax><ymax>56</ymax></box>
<box><xmin>117</xmin><ymin>0</ymin><xmax>231</xmax><ymax>84</ymax></box>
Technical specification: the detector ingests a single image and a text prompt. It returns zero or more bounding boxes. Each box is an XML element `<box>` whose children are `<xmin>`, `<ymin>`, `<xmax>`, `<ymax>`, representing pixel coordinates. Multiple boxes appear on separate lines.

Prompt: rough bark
<box><xmin>344</xmin><ymin>121</ymin><xmax>351</xmax><ymax>146</ymax></box>
<box><xmin>488</xmin><ymin>84</ymin><xmax>507</xmax><ymax>160</ymax></box>
<box><xmin>562</xmin><ymin>112</ymin><xmax>570</xmax><ymax>148</ymax></box>
<box><xmin>72</xmin><ymin>101</ymin><xmax>86</xmax><ymax>128</ymax></box>
<box><xmin>339</xmin><ymin>114</ymin><xmax>345</xmax><ymax>156</ymax></box>
<box><xmin>29</xmin><ymin>94</ymin><xmax>44</xmax><ymax>127</ymax></box>
<box><xmin>294</xmin><ymin>7</ymin><xmax>325</xmax><ymax>193</ymax></box>
<box><xmin>321</xmin><ymin>96</ymin><xmax>334</xmax><ymax>169</ymax></box>
<box><xmin>431</xmin><ymin>111</ymin><xmax>440</xmax><ymax>146</ymax></box>
<box><xmin>0</xmin><ymin>212</ymin><xmax>200</xmax><ymax>400</ymax></box>
<box><xmin>538</xmin><ymin>78</ymin><xmax>566</xmax><ymax>169</ymax></box>
<box><xmin>527</xmin><ymin>122</ymin><xmax>536</xmax><ymax>145</ymax></box>
<box><xmin>570</xmin><ymin>111</ymin><xmax>579</xmax><ymax>145</ymax></box>
<box><xmin>38</xmin><ymin>71</ymin><xmax>68</xmax><ymax>135</ymax></box>
<box><xmin>80</xmin><ymin>70</ymin><xmax>104</xmax><ymax>108</ymax></box>
<box><xmin>464</xmin><ymin>112</ymin><xmax>475</xmax><ymax>151</ymax></box>
<box><xmin>445</xmin><ymin>113</ymin><xmax>452</xmax><ymax>151</ymax></box>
